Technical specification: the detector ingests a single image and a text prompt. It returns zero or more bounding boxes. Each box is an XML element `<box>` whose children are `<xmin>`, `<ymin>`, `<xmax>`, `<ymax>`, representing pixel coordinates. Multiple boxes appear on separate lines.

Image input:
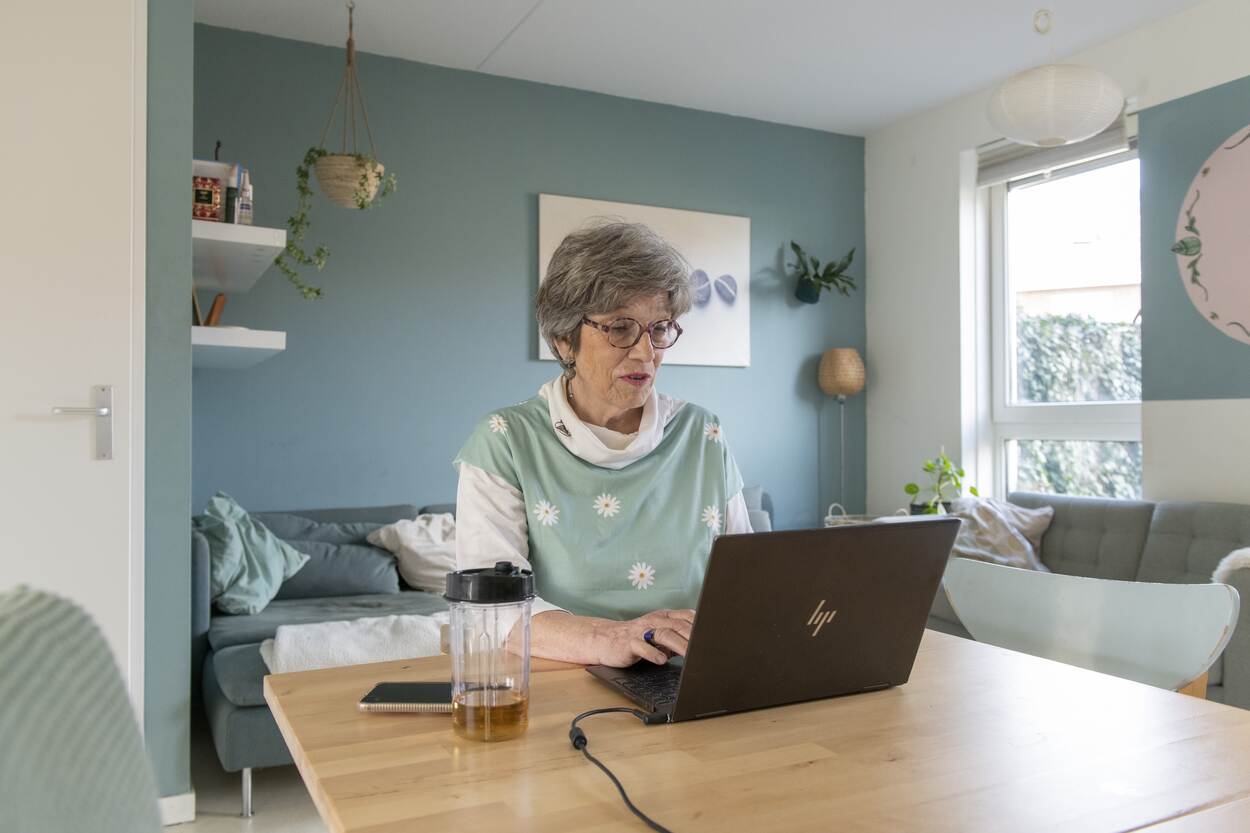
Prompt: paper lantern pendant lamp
<box><xmin>987</xmin><ymin>10</ymin><xmax>1124</xmax><ymax>148</ymax></box>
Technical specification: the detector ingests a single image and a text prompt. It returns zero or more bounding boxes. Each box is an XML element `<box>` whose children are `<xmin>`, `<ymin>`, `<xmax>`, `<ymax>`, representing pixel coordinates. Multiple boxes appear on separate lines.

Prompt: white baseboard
<box><xmin>159</xmin><ymin>791</ymin><xmax>196</xmax><ymax>826</ymax></box>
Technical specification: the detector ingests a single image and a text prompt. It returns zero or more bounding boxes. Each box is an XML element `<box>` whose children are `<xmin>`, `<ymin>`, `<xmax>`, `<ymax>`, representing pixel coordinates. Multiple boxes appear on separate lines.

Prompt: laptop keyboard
<box><xmin>613</xmin><ymin>665</ymin><xmax>683</xmax><ymax>708</ymax></box>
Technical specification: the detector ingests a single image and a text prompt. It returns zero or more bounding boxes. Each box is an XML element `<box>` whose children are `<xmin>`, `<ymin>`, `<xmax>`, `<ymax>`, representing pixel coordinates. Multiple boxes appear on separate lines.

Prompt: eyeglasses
<box><xmin>581</xmin><ymin>316</ymin><xmax>683</xmax><ymax>350</ymax></box>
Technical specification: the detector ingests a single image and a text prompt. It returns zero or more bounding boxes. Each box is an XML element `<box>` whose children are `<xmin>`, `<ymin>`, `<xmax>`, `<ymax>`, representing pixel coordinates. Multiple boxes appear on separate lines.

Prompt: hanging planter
<box><xmin>314</xmin><ymin>154</ymin><xmax>386</xmax><ymax>209</ymax></box>
<box><xmin>274</xmin><ymin>2</ymin><xmax>398</xmax><ymax>299</ymax></box>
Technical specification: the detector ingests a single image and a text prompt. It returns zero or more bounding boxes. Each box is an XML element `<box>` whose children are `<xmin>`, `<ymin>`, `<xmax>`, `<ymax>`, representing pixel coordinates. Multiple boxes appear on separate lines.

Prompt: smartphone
<box><xmin>358</xmin><ymin>681</ymin><xmax>454</xmax><ymax>713</ymax></box>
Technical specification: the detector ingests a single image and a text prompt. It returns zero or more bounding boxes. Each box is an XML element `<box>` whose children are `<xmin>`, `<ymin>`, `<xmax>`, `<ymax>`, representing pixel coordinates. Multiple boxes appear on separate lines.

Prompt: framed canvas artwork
<box><xmin>538</xmin><ymin>194</ymin><xmax>751</xmax><ymax>367</ymax></box>
<box><xmin>1173</xmin><ymin>123</ymin><xmax>1250</xmax><ymax>345</ymax></box>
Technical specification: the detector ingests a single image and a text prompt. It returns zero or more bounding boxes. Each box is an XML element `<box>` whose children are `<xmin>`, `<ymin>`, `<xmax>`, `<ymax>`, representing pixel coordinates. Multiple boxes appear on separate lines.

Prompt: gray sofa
<box><xmin>928</xmin><ymin>491</ymin><xmax>1250</xmax><ymax>709</ymax></box>
<box><xmin>192</xmin><ymin>488</ymin><xmax>775</xmax><ymax>813</ymax></box>
<box><xmin>192</xmin><ymin>502</ymin><xmax>456</xmax><ymax>815</ymax></box>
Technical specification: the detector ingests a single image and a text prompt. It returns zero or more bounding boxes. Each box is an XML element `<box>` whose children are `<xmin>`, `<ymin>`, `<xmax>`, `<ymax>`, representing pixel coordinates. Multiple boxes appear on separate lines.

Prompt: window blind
<box><xmin>976</xmin><ymin>113</ymin><xmax>1136</xmax><ymax>187</ymax></box>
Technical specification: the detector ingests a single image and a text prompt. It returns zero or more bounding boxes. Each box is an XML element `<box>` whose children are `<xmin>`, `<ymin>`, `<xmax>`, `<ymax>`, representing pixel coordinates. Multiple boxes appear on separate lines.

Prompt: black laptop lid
<box><xmin>670</xmin><ymin>518</ymin><xmax>959</xmax><ymax>722</ymax></box>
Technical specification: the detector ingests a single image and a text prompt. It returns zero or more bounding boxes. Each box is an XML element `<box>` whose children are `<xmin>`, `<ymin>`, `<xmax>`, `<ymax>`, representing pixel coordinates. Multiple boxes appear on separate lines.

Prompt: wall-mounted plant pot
<box><xmin>795</xmin><ymin>278</ymin><xmax>822</xmax><ymax>304</ymax></box>
<box><xmin>910</xmin><ymin>502</ymin><xmax>953</xmax><ymax>515</ymax></box>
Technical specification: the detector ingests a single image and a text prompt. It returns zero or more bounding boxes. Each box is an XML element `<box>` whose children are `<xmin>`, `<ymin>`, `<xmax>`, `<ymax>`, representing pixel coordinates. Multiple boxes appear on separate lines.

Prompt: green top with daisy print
<box><xmin>454</xmin><ymin>396</ymin><xmax>743</xmax><ymax>621</ymax></box>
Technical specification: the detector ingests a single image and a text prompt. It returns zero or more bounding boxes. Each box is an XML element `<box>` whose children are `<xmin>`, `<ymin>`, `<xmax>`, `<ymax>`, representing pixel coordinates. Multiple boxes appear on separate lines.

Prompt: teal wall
<box><xmin>192</xmin><ymin>25</ymin><xmax>865</xmax><ymax>529</ymax></box>
<box><xmin>146</xmin><ymin>0</ymin><xmax>193</xmax><ymax>799</ymax></box>
<box><xmin>1140</xmin><ymin>74</ymin><xmax>1250</xmax><ymax>401</ymax></box>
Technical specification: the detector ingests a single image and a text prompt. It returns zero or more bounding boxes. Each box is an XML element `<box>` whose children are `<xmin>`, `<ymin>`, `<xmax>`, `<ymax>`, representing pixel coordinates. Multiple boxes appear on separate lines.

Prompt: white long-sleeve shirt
<box><xmin>456</xmin><ymin>378</ymin><xmax>752</xmax><ymax>615</ymax></box>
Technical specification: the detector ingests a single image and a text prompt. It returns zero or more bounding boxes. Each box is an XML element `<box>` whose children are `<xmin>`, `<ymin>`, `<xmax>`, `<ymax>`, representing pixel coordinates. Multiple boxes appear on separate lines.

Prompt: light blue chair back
<box><xmin>943</xmin><ymin>558</ymin><xmax>1240</xmax><ymax>691</ymax></box>
<box><xmin>0</xmin><ymin>586</ymin><xmax>161</xmax><ymax>833</ymax></box>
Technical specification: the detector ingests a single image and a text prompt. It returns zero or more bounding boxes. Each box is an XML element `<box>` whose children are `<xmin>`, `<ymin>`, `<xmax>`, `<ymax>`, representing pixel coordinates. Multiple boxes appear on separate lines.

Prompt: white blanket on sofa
<box><xmin>259</xmin><ymin>611</ymin><xmax>449</xmax><ymax>674</ymax></box>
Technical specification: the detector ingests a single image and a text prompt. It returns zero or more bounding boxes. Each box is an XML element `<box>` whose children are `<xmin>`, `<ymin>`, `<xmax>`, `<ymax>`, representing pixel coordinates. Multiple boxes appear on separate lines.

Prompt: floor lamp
<box><xmin>818</xmin><ymin>348</ymin><xmax>866</xmax><ymax>508</ymax></box>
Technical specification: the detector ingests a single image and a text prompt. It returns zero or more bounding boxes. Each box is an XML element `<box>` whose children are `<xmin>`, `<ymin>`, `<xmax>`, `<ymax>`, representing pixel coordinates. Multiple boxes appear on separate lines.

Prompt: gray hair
<box><xmin>536</xmin><ymin>220</ymin><xmax>692</xmax><ymax>377</ymax></box>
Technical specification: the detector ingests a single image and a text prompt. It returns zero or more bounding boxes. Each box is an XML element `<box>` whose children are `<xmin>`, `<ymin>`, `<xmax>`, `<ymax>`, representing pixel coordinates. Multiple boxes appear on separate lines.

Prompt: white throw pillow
<box><xmin>1214</xmin><ymin>547</ymin><xmax>1250</xmax><ymax>585</ymax></box>
<box><xmin>367</xmin><ymin>513</ymin><xmax>457</xmax><ymax>594</ymax></box>
<box><xmin>949</xmin><ymin>497</ymin><xmax>1050</xmax><ymax>572</ymax></box>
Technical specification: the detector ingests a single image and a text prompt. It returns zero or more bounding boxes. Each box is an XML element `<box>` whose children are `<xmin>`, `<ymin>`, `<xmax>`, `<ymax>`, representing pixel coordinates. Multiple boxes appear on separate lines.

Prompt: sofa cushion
<box><xmin>202</xmin><ymin>657</ymin><xmax>293</xmax><ymax>772</ymax></box>
<box><xmin>1009</xmin><ymin>492</ymin><xmax>1153</xmax><ymax>580</ymax></box>
<box><xmin>368</xmin><ymin>516</ymin><xmax>456</xmax><ymax>594</ymax></box>
<box><xmin>1133</xmin><ymin>503</ymin><xmax>1246</xmax><ymax>692</ymax></box>
<box><xmin>1209</xmin><ymin>653</ymin><xmax>1225</xmax><ymax>687</ymax></box>
<box><xmin>927</xmin><ymin>581</ymin><xmax>971</xmax><ymax>638</ymax></box>
<box><xmin>1136</xmin><ymin>502</ymin><xmax>1250</xmax><ymax>585</ymax></box>
<box><xmin>210</xmin><ymin>643</ymin><xmax>269</xmax><ymax>707</ymax></box>
<box><xmin>274</xmin><ymin>540</ymin><xmax>399</xmax><ymax>600</ymax></box>
<box><xmin>254</xmin><ymin>504</ymin><xmax>423</xmax><ymax>530</ymax></box>
<box><xmin>207</xmin><ymin>592</ymin><xmax>450</xmax><ymax>652</ymax></box>
<box><xmin>195</xmin><ymin>493</ymin><xmax>310</xmax><ymax>615</ymax></box>
<box><xmin>741</xmin><ymin>485</ymin><xmax>773</xmax><ymax>532</ymax></box>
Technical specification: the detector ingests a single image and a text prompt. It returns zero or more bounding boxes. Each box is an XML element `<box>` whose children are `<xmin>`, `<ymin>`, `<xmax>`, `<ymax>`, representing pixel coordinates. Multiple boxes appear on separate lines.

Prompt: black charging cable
<box><xmin>569</xmin><ymin>708</ymin><xmax>675</xmax><ymax>832</ymax></box>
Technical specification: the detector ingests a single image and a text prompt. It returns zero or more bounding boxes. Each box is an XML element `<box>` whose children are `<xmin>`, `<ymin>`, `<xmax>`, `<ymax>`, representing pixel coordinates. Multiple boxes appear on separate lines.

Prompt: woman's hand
<box><xmin>593</xmin><ymin>609</ymin><xmax>696</xmax><ymax>667</ymax></box>
<box><xmin>530</xmin><ymin>608</ymin><xmax>695</xmax><ymax>667</ymax></box>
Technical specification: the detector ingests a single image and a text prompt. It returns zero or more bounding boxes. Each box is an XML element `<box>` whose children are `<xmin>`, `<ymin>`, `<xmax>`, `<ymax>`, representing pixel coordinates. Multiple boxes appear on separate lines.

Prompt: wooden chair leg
<box><xmin>1177</xmin><ymin>672</ymin><xmax>1209</xmax><ymax>699</ymax></box>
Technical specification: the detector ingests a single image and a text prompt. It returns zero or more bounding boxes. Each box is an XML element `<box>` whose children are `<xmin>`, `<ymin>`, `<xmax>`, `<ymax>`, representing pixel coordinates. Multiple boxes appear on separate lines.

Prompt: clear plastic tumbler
<box><xmin>445</xmin><ymin>561</ymin><xmax>534</xmax><ymax>742</ymax></box>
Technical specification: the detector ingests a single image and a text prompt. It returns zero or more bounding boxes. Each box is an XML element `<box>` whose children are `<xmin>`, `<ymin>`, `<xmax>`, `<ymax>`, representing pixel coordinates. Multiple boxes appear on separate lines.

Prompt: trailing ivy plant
<box><xmin>272</xmin><ymin>147</ymin><xmax>399</xmax><ymax>299</ymax></box>
<box><xmin>355</xmin><ymin>155</ymin><xmax>398</xmax><ymax>210</ymax></box>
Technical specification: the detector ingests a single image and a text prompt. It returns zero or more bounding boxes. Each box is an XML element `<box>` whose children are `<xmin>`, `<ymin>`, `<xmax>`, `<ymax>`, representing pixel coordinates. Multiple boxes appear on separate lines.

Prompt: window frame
<box><xmin>987</xmin><ymin>149</ymin><xmax>1142</xmax><ymax>498</ymax></box>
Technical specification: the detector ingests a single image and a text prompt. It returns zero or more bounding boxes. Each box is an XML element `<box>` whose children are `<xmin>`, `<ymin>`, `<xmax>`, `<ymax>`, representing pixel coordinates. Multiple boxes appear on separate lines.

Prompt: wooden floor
<box><xmin>265</xmin><ymin>630</ymin><xmax>1250</xmax><ymax>832</ymax></box>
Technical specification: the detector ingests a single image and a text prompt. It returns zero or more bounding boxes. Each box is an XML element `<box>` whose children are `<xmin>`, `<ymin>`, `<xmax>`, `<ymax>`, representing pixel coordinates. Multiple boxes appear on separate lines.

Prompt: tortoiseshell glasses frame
<box><xmin>580</xmin><ymin>316</ymin><xmax>683</xmax><ymax>350</ymax></box>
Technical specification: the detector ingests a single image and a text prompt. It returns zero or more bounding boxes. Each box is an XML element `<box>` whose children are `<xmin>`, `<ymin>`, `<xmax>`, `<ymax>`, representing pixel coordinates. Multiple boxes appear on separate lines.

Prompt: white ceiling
<box><xmin>195</xmin><ymin>0</ymin><xmax>1208</xmax><ymax>136</ymax></box>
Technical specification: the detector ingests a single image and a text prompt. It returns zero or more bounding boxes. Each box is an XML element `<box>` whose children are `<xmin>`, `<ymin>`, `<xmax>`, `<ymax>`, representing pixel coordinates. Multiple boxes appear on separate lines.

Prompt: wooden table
<box><xmin>1138</xmin><ymin>794</ymin><xmax>1250</xmax><ymax>831</ymax></box>
<box><xmin>265</xmin><ymin>630</ymin><xmax>1250</xmax><ymax>832</ymax></box>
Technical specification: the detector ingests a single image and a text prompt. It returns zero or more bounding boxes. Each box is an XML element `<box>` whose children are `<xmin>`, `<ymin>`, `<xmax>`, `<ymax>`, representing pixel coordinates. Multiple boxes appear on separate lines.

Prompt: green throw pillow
<box><xmin>194</xmin><ymin>492</ymin><xmax>309</xmax><ymax>615</ymax></box>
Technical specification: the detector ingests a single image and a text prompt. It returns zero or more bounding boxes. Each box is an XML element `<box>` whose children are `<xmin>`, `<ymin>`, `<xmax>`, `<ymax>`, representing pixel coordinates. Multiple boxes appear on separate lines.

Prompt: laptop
<box><xmin>587</xmin><ymin>517</ymin><xmax>960</xmax><ymax>723</ymax></box>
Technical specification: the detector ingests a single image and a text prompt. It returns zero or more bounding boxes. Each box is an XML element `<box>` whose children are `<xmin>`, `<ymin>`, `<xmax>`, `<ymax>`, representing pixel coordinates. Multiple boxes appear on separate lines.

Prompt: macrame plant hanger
<box><xmin>312</xmin><ymin>1</ymin><xmax>388</xmax><ymax>208</ymax></box>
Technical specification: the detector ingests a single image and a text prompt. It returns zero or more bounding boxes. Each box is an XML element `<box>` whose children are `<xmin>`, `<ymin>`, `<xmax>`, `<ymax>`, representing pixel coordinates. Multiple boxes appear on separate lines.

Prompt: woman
<box><xmin>454</xmin><ymin>221</ymin><xmax>752</xmax><ymax>667</ymax></box>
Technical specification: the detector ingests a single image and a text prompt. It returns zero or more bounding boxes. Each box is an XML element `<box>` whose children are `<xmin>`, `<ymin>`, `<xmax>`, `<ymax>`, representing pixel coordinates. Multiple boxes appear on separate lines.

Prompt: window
<box><xmin>989</xmin><ymin>153</ymin><xmax>1142</xmax><ymax>499</ymax></box>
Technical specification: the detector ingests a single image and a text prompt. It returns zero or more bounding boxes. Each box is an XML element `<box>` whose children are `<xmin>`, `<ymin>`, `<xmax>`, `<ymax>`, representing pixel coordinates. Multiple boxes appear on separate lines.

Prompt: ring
<box><xmin>643</xmin><ymin>628</ymin><xmax>656</xmax><ymax>645</ymax></box>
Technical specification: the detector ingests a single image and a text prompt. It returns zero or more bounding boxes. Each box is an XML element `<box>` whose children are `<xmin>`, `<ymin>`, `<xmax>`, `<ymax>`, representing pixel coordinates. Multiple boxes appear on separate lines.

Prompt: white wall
<box><xmin>865</xmin><ymin>0</ymin><xmax>1250</xmax><ymax>513</ymax></box>
<box><xmin>1143</xmin><ymin>400</ymin><xmax>1250</xmax><ymax>502</ymax></box>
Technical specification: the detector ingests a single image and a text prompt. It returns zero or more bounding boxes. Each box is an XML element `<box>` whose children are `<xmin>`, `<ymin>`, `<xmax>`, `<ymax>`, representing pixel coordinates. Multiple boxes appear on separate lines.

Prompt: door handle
<box><xmin>50</xmin><ymin>385</ymin><xmax>113</xmax><ymax>460</ymax></box>
<box><xmin>52</xmin><ymin>406</ymin><xmax>111</xmax><ymax>416</ymax></box>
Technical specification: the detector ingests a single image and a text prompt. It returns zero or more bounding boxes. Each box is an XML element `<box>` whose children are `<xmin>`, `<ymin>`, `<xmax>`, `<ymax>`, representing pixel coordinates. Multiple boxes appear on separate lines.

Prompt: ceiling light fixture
<box><xmin>986</xmin><ymin>9</ymin><xmax>1124</xmax><ymax>148</ymax></box>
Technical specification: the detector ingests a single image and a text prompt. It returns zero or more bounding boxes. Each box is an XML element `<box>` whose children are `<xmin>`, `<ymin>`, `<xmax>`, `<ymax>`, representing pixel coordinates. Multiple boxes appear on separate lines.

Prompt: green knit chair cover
<box><xmin>0</xmin><ymin>586</ymin><xmax>161</xmax><ymax>833</ymax></box>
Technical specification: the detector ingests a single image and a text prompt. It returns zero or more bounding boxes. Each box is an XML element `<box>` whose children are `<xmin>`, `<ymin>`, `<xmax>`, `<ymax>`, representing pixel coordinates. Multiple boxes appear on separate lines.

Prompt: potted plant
<box><xmin>904</xmin><ymin>448</ymin><xmax>979</xmax><ymax>514</ymax></box>
<box><xmin>273</xmin><ymin>147</ymin><xmax>397</xmax><ymax>300</ymax></box>
<box><xmin>789</xmin><ymin>241</ymin><xmax>857</xmax><ymax>304</ymax></box>
<box><xmin>271</xmin><ymin>4</ymin><xmax>398</xmax><ymax>299</ymax></box>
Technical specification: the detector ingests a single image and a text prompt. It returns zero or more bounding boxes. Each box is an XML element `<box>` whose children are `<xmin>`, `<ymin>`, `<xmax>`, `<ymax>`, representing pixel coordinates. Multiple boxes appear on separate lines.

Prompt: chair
<box><xmin>0</xmin><ymin>586</ymin><xmax>161</xmax><ymax>833</ymax></box>
<box><xmin>942</xmin><ymin>558</ymin><xmax>1240</xmax><ymax>695</ymax></box>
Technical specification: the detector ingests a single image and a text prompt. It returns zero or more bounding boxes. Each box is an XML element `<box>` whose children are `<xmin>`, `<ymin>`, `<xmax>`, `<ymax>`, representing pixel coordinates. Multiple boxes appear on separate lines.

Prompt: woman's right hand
<box><xmin>592</xmin><ymin>609</ymin><xmax>695</xmax><ymax>667</ymax></box>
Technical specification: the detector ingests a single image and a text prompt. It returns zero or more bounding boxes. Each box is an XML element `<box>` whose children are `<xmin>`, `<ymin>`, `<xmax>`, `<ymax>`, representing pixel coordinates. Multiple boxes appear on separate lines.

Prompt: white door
<box><xmin>0</xmin><ymin>0</ymin><xmax>146</xmax><ymax>708</ymax></box>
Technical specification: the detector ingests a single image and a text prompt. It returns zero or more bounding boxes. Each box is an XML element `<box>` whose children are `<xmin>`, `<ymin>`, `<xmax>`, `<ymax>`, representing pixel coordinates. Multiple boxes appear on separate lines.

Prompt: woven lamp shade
<box><xmin>818</xmin><ymin>348</ymin><xmax>865</xmax><ymax>397</ymax></box>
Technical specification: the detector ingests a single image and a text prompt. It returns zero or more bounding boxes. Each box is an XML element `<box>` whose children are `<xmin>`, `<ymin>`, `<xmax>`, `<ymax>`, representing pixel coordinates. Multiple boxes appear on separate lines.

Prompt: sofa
<box><xmin>192</xmin><ymin>488</ymin><xmax>775</xmax><ymax>812</ymax></box>
<box><xmin>928</xmin><ymin>491</ymin><xmax>1250</xmax><ymax>709</ymax></box>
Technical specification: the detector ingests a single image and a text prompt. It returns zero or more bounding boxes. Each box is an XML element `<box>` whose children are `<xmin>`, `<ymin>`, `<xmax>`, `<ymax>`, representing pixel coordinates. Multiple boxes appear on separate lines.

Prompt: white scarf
<box><xmin>538</xmin><ymin>376</ymin><xmax>684</xmax><ymax>470</ymax></box>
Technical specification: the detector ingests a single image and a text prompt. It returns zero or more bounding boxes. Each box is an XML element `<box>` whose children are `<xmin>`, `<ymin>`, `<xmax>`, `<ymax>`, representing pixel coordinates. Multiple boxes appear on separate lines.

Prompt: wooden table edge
<box><xmin>264</xmin><ymin>673</ymin><xmax>351</xmax><ymax>833</ymax></box>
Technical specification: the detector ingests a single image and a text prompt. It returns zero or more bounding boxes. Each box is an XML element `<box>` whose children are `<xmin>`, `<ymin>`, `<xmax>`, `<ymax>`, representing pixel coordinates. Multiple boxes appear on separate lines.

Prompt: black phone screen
<box><xmin>359</xmin><ymin>682</ymin><xmax>453</xmax><ymax>705</ymax></box>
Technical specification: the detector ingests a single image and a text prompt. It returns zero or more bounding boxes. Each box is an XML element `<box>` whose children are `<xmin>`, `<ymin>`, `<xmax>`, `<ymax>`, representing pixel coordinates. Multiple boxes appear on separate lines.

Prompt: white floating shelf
<box><xmin>192</xmin><ymin>220</ymin><xmax>286</xmax><ymax>293</ymax></box>
<box><xmin>192</xmin><ymin>326</ymin><xmax>286</xmax><ymax>370</ymax></box>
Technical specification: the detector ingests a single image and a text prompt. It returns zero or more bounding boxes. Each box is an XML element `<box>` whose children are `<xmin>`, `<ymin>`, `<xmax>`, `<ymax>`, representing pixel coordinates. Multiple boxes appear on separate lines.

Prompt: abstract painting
<box><xmin>538</xmin><ymin>194</ymin><xmax>750</xmax><ymax>367</ymax></box>
<box><xmin>1173</xmin><ymin>122</ymin><xmax>1250</xmax><ymax>345</ymax></box>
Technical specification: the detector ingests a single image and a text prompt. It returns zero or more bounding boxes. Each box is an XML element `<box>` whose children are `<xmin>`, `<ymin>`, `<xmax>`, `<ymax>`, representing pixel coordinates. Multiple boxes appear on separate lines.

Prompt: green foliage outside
<box><xmin>1013</xmin><ymin>313</ymin><xmax>1142</xmax><ymax>499</ymax></box>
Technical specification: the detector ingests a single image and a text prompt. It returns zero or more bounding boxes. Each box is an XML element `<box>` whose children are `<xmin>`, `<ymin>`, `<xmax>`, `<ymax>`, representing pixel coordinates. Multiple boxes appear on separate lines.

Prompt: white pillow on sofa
<box><xmin>950</xmin><ymin>497</ymin><xmax>1052</xmax><ymax>572</ymax></box>
<box><xmin>367</xmin><ymin>514</ymin><xmax>457</xmax><ymax>594</ymax></box>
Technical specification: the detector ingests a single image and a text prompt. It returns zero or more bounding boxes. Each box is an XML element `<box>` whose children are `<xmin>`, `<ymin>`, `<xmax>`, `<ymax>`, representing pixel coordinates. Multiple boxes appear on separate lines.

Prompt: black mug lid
<box><xmin>445</xmin><ymin>561</ymin><xmax>535</xmax><ymax>603</ymax></box>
